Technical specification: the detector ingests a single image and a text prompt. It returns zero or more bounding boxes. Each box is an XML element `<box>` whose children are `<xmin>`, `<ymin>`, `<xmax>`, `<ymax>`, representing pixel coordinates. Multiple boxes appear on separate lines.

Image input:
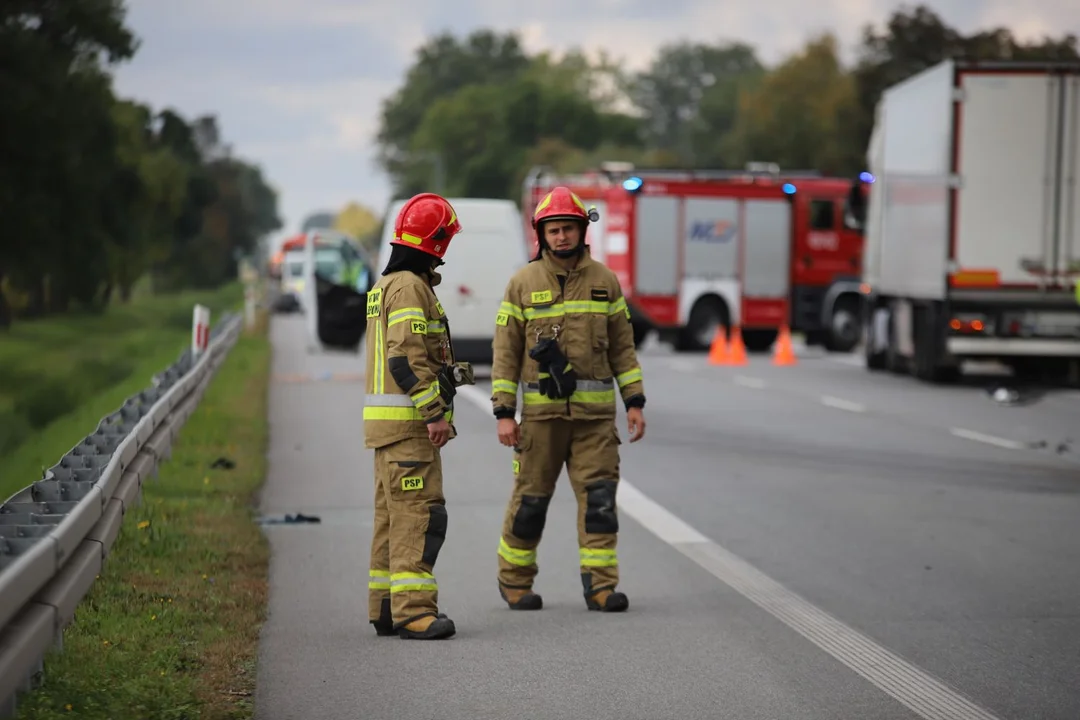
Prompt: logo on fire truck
<box><xmin>688</xmin><ymin>220</ymin><xmax>736</xmax><ymax>243</ymax></box>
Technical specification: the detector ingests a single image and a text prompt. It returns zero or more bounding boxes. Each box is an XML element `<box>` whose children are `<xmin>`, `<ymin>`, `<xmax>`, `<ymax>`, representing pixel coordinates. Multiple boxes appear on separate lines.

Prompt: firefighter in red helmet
<box><xmin>490</xmin><ymin>186</ymin><xmax>647</xmax><ymax>613</ymax></box>
<box><xmin>365</xmin><ymin>192</ymin><xmax>475</xmax><ymax>639</ymax></box>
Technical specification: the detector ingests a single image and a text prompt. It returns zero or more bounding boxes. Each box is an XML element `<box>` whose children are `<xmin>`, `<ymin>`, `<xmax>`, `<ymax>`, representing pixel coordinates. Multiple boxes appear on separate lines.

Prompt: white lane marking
<box><xmin>668</xmin><ymin>359</ymin><xmax>698</xmax><ymax>373</ymax></box>
<box><xmin>733</xmin><ymin>375</ymin><xmax>767</xmax><ymax>389</ymax></box>
<box><xmin>455</xmin><ymin>384</ymin><xmax>1002</xmax><ymax>720</ymax></box>
<box><xmin>820</xmin><ymin>395</ymin><xmax>866</xmax><ymax>413</ymax></box>
<box><xmin>949</xmin><ymin>427</ymin><xmax>1026</xmax><ymax>450</ymax></box>
<box><xmin>829</xmin><ymin>354</ymin><xmax>866</xmax><ymax>368</ymax></box>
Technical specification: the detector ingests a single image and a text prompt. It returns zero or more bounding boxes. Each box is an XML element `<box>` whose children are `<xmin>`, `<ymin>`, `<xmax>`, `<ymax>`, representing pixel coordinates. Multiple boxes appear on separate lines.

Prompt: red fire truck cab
<box><xmin>522</xmin><ymin>163</ymin><xmax>871</xmax><ymax>353</ymax></box>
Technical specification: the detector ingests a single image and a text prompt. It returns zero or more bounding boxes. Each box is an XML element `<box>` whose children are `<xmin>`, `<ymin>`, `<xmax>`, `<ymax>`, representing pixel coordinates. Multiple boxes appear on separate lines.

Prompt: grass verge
<box><xmin>13</xmin><ymin>308</ymin><xmax>272</xmax><ymax>720</ymax></box>
<box><xmin>0</xmin><ymin>283</ymin><xmax>244</xmax><ymax>500</ymax></box>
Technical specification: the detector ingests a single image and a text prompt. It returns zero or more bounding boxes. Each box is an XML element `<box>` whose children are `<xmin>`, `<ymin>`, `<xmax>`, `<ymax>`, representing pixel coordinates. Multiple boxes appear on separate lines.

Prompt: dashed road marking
<box><xmin>826</xmin><ymin>352</ymin><xmax>866</xmax><ymax>368</ymax></box>
<box><xmin>668</xmin><ymin>359</ymin><xmax>699</xmax><ymax>373</ymax></box>
<box><xmin>733</xmin><ymin>375</ymin><xmax>767</xmax><ymax>389</ymax></box>
<box><xmin>949</xmin><ymin>427</ymin><xmax>1026</xmax><ymax>450</ymax></box>
<box><xmin>820</xmin><ymin>395</ymin><xmax>866</xmax><ymax>413</ymax></box>
<box><xmin>455</xmin><ymin>384</ymin><xmax>1003</xmax><ymax>720</ymax></box>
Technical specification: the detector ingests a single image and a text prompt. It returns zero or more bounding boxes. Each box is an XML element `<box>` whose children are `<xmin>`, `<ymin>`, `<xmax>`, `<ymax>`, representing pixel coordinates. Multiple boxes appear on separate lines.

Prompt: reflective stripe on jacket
<box><xmin>364</xmin><ymin>270</ymin><xmax>456</xmax><ymax>448</ymax></box>
<box><xmin>491</xmin><ymin>248</ymin><xmax>645</xmax><ymax>421</ymax></box>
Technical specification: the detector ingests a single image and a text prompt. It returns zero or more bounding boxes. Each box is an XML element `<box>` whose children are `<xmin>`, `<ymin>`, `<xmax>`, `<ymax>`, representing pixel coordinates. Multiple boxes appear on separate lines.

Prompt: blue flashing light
<box><xmin>623</xmin><ymin>176</ymin><xmax>643</xmax><ymax>192</ymax></box>
<box><xmin>781</xmin><ymin>183</ymin><xmax>796</xmax><ymax>195</ymax></box>
<box><xmin>859</xmin><ymin>171</ymin><xmax>875</xmax><ymax>183</ymax></box>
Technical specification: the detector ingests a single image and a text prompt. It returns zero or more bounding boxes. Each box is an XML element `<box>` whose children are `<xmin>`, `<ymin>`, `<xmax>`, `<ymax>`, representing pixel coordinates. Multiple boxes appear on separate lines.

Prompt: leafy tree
<box><xmin>725</xmin><ymin>34</ymin><xmax>859</xmax><ymax>175</ymax></box>
<box><xmin>334</xmin><ymin>202</ymin><xmax>381</xmax><ymax>250</ymax></box>
<box><xmin>0</xmin><ymin>1</ymin><xmax>282</xmax><ymax>325</ymax></box>
<box><xmin>629</xmin><ymin>41</ymin><xmax>764</xmax><ymax>165</ymax></box>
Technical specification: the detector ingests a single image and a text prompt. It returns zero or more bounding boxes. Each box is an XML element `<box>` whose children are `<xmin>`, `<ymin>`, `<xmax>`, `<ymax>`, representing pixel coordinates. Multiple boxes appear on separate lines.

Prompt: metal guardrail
<box><xmin>0</xmin><ymin>311</ymin><xmax>244</xmax><ymax>717</ymax></box>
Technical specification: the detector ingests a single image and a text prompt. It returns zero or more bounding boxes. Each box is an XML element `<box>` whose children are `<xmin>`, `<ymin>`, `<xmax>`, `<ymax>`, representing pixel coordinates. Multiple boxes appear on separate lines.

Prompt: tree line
<box><xmin>0</xmin><ymin>1</ymin><xmax>283</xmax><ymax>327</ymax></box>
<box><xmin>375</xmin><ymin>5</ymin><xmax>1079</xmax><ymax>204</ymax></box>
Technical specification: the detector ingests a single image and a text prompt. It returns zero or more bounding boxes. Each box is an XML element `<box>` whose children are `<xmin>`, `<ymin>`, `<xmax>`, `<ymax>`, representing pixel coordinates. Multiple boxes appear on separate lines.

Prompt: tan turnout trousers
<box><xmin>497</xmin><ymin>417</ymin><xmax>621</xmax><ymax>596</ymax></box>
<box><xmin>368</xmin><ymin>436</ymin><xmax>447</xmax><ymax>627</ymax></box>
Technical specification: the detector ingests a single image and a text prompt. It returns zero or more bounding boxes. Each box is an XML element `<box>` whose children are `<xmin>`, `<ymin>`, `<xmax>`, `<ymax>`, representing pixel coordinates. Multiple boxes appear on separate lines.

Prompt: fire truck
<box><xmin>522</xmin><ymin>163</ymin><xmax>871</xmax><ymax>353</ymax></box>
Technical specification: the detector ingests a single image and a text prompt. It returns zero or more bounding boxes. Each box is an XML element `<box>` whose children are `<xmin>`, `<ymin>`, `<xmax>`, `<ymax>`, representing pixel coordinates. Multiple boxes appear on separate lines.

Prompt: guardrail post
<box><xmin>191</xmin><ymin>304</ymin><xmax>210</xmax><ymax>361</ymax></box>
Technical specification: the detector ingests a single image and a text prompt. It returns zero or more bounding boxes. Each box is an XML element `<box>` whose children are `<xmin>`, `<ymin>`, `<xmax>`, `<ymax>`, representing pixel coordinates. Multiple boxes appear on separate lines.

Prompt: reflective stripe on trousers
<box><xmin>370</xmin><ymin>569</ymin><xmax>438</xmax><ymax>593</ymax></box>
<box><xmin>498</xmin><ymin>537</ymin><xmax>537</xmax><ymax>566</ymax></box>
<box><xmin>580</xmin><ymin>547</ymin><xmax>617</xmax><ymax>567</ymax></box>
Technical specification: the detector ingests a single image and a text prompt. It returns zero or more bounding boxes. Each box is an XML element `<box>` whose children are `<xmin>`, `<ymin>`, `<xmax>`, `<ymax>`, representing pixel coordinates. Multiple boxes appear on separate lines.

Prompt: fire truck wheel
<box><xmin>679</xmin><ymin>296</ymin><xmax>729</xmax><ymax>352</ymax></box>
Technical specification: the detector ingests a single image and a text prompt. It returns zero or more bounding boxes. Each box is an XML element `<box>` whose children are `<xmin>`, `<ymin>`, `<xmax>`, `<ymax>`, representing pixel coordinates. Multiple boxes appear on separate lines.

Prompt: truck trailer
<box><xmin>858</xmin><ymin>59</ymin><xmax>1080</xmax><ymax>384</ymax></box>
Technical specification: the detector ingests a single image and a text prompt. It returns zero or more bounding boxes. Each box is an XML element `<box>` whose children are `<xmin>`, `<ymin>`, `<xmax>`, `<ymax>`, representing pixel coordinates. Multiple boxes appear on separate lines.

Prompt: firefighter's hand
<box><xmin>497</xmin><ymin>417</ymin><xmax>520</xmax><ymax>448</ymax></box>
<box><xmin>627</xmin><ymin>407</ymin><xmax>646</xmax><ymax>443</ymax></box>
<box><xmin>427</xmin><ymin>416</ymin><xmax>451</xmax><ymax>448</ymax></box>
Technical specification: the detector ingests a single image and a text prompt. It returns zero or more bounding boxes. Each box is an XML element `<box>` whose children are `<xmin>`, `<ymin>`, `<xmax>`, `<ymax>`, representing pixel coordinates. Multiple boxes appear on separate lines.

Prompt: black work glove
<box><xmin>536</xmin><ymin>362</ymin><xmax>552</xmax><ymax>398</ymax></box>
<box><xmin>437</xmin><ymin>366</ymin><xmax>458</xmax><ymax>405</ymax></box>
<box><xmin>548</xmin><ymin>359</ymin><xmax>577</xmax><ymax>399</ymax></box>
<box><xmin>529</xmin><ymin>338</ymin><xmax>577</xmax><ymax>399</ymax></box>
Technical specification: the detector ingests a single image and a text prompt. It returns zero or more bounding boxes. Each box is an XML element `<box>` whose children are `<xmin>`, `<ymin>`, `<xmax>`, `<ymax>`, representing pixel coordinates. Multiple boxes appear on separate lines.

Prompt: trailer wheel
<box><xmin>677</xmin><ymin>295</ymin><xmax>729</xmax><ymax>352</ymax></box>
<box><xmin>913</xmin><ymin>302</ymin><xmax>960</xmax><ymax>384</ymax></box>
<box><xmin>864</xmin><ymin>306</ymin><xmax>886</xmax><ymax>371</ymax></box>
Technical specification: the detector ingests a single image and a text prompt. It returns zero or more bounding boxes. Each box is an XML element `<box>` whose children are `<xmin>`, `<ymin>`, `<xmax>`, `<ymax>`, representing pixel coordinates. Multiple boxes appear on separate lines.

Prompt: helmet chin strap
<box><xmin>551</xmin><ymin>244</ymin><xmax>584</xmax><ymax>259</ymax></box>
<box><xmin>427</xmin><ymin>258</ymin><xmax>444</xmax><ymax>286</ymax></box>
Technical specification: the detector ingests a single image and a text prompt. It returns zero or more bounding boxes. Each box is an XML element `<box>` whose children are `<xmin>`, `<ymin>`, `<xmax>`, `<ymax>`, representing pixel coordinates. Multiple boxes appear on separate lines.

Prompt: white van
<box><xmin>377</xmin><ymin>197</ymin><xmax>528</xmax><ymax>365</ymax></box>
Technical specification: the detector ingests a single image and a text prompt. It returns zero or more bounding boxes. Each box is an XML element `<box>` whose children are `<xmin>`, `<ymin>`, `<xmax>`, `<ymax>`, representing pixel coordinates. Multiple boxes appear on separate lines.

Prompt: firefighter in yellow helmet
<box><xmin>490</xmin><ymin>186</ymin><xmax>647</xmax><ymax>613</ymax></box>
<box><xmin>365</xmin><ymin>192</ymin><xmax>475</xmax><ymax>639</ymax></box>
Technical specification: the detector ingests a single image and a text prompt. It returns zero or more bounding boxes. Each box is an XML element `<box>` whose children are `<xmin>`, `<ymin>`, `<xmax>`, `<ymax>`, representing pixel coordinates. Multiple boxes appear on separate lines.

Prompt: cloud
<box><xmin>110</xmin><ymin>0</ymin><xmax>1078</xmax><ymax>250</ymax></box>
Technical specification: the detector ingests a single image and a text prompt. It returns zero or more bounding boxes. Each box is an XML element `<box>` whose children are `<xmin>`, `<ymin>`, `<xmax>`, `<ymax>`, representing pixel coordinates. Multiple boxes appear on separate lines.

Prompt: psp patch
<box><xmin>366</xmin><ymin>288</ymin><xmax>382</xmax><ymax>318</ymax></box>
<box><xmin>411</xmin><ymin>320</ymin><xmax>427</xmax><ymax>334</ymax></box>
<box><xmin>530</xmin><ymin>289</ymin><xmax>552</xmax><ymax>304</ymax></box>
<box><xmin>401</xmin><ymin>476</ymin><xmax>424</xmax><ymax>491</ymax></box>
<box><xmin>495</xmin><ymin>312</ymin><xmax>509</xmax><ymax>326</ymax></box>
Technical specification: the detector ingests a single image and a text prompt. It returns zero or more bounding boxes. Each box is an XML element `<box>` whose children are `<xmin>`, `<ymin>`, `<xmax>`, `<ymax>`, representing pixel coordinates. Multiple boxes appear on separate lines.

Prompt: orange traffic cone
<box><xmin>707</xmin><ymin>327</ymin><xmax>730</xmax><ymax>365</ymax></box>
<box><xmin>728</xmin><ymin>326</ymin><xmax>748</xmax><ymax>366</ymax></box>
<box><xmin>773</xmin><ymin>325</ymin><xmax>797</xmax><ymax>366</ymax></box>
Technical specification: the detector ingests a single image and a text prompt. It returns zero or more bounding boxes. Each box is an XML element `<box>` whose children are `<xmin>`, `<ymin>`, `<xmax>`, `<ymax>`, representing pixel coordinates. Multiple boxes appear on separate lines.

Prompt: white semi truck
<box><xmin>856</xmin><ymin>59</ymin><xmax>1080</xmax><ymax>384</ymax></box>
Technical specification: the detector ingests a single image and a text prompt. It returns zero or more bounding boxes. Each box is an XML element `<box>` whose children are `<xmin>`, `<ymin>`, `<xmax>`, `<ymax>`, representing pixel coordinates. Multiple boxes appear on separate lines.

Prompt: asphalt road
<box><xmin>253</xmin><ymin>317</ymin><xmax>1080</xmax><ymax>720</ymax></box>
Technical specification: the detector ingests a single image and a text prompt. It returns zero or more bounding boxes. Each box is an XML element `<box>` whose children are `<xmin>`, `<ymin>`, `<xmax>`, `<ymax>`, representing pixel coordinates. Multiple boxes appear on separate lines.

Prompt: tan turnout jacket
<box><xmin>364</xmin><ymin>270</ymin><xmax>456</xmax><ymax>448</ymax></box>
<box><xmin>490</xmin><ymin>248</ymin><xmax>645</xmax><ymax>421</ymax></box>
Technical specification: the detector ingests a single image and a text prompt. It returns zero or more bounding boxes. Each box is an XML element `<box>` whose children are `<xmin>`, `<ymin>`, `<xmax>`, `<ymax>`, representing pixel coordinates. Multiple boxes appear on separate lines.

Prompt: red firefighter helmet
<box><xmin>391</xmin><ymin>193</ymin><xmax>462</xmax><ymax>259</ymax></box>
<box><xmin>531</xmin><ymin>186</ymin><xmax>591</xmax><ymax>230</ymax></box>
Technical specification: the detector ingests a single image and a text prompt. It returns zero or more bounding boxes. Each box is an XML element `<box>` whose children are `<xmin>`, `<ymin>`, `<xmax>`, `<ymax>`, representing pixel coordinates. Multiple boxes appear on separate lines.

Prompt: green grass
<box><xmin>13</xmin><ymin>308</ymin><xmax>272</xmax><ymax>720</ymax></box>
<box><xmin>0</xmin><ymin>283</ymin><xmax>244</xmax><ymax>501</ymax></box>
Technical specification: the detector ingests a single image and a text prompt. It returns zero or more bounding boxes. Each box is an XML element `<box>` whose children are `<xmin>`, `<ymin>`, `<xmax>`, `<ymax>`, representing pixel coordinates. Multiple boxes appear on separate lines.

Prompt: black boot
<box><xmin>371</xmin><ymin>598</ymin><xmax>395</xmax><ymax>636</ymax></box>
<box><xmin>585</xmin><ymin>587</ymin><xmax>629</xmax><ymax>613</ymax></box>
<box><xmin>499</xmin><ymin>583</ymin><xmax>543</xmax><ymax>610</ymax></box>
<box><xmin>397</xmin><ymin>612</ymin><xmax>456</xmax><ymax>640</ymax></box>
<box><xmin>374</xmin><ymin>599</ymin><xmax>450</xmax><ymax>636</ymax></box>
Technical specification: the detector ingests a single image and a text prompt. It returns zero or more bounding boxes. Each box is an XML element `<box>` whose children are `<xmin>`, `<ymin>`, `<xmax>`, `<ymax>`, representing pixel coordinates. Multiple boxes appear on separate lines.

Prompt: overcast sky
<box><xmin>111</xmin><ymin>0</ymin><xmax>1076</xmax><ymax>249</ymax></box>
